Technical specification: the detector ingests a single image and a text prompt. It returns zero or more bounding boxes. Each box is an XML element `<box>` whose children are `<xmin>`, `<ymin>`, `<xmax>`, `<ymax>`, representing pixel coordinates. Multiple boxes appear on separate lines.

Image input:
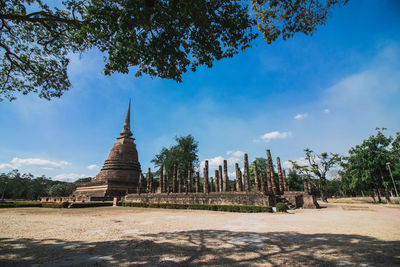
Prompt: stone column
<box><xmin>235</xmin><ymin>163</ymin><xmax>243</xmax><ymax>192</ymax></box>
<box><xmin>147</xmin><ymin>168</ymin><xmax>153</xmax><ymax>193</ymax></box>
<box><xmin>173</xmin><ymin>163</ymin><xmax>177</xmax><ymax>193</ymax></box>
<box><xmin>253</xmin><ymin>162</ymin><xmax>260</xmax><ymax>191</ymax></box>
<box><xmin>160</xmin><ymin>165</ymin><xmax>164</xmax><ymax>193</ymax></box>
<box><xmin>177</xmin><ymin>169</ymin><xmax>182</xmax><ymax>193</ymax></box>
<box><xmin>223</xmin><ymin>160</ymin><xmax>229</xmax><ymax>192</ymax></box>
<box><xmin>203</xmin><ymin>160</ymin><xmax>209</xmax><ymax>194</ymax></box>
<box><xmin>277</xmin><ymin>157</ymin><xmax>284</xmax><ymax>194</ymax></box>
<box><xmin>215</xmin><ymin>170</ymin><xmax>220</xmax><ymax>192</ymax></box>
<box><xmin>260</xmin><ymin>171</ymin><xmax>266</xmax><ymax>193</ymax></box>
<box><xmin>266</xmin><ymin>150</ymin><xmax>278</xmax><ymax>195</ymax></box>
<box><xmin>138</xmin><ymin>172</ymin><xmax>144</xmax><ymax>194</ymax></box>
<box><xmin>188</xmin><ymin>162</ymin><xmax>193</xmax><ymax>192</ymax></box>
<box><xmin>211</xmin><ymin>177</ymin><xmax>215</xmax><ymax>192</ymax></box>
<box><xmin>243</xmin><ymin>154</ymin><xmax>250</xmax><ymax>191</ymax></box>
<box><xmin>184</xmin><ymin>174</ymin><xmax>188</xmax><ymax>194</ymax></box>
<box><xmin>303</xmin><ymin>178</ymin><xmax>309</xmax><ymax>194</ymax></box>
<box><xmin>195</xmin><ymin>171</ymin><xmax>200</xmax><ymax>193</ymax></box>
<box><xmin>283</xmin><ymin>169</ymin><xmax>289</xmax><ymax>191</ymax></box>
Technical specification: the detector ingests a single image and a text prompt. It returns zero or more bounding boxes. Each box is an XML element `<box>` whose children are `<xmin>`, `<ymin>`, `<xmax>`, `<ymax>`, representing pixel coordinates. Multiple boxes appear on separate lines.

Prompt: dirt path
<box><xmin>0</xmin><ymin>204</ymin><xmax>399</xmax><ymax>266</ymax></box>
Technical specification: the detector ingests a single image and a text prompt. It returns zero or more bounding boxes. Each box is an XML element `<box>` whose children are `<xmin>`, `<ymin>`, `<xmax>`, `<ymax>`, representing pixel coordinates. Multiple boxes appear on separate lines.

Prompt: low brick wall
<box><xmin>282</xmin><ymin>191</ymin><xmax>320</xmax><ymax>209</ymax></box>
<box><xmin>124</xmin><ymin>192</ymin><xmax>276</xmax><ymax>206</ymax></box>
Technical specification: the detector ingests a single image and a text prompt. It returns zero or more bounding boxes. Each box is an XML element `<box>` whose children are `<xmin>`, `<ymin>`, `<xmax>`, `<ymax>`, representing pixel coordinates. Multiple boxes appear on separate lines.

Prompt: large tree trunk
<box><xmin>376</xmin><ymin>189</ymin><xmax>382</xmax><ymax>203</ymax></box>
<box><xmin>370</xmin><ymin>191</ymin><xmax>376</xmax><ymax>203</ymax></box>
<box><xmin>384</xmin><ymin>187</ymin><xmax>392</xmax><ymax>203</ymax></box>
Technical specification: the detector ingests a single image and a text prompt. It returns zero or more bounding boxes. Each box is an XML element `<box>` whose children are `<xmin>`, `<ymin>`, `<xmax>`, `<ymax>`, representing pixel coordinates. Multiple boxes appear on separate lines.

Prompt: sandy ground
<box><xmin>0</xmin><ymin>202</ymin><xmax>399</xmax><ymax>266</ymax></box>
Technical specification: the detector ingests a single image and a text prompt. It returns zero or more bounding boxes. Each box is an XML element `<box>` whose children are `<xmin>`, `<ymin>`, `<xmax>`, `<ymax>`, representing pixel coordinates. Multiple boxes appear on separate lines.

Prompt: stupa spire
<box><xmin>120</xmin><ymin>99</ymin><xmax>133</xmax><ymax>137</ymax></box>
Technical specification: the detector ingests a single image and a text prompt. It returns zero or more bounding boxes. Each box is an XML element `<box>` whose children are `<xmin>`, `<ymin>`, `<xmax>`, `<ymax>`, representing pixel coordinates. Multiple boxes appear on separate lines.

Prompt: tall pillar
<box><xmin>147</xmin><ymin>168</ymin><xmax>153</xmax><ymax>193</ymax></box>
<box><xmin>283</xmin><ymin>169</ymin><xmax>289</xmax><ymax>191</ymax></box>
<box><xmin>160</xmin><ymin>165</ymin><xmax>164</xmax><ymax>193</ymax></box>
<box><xmin>303</xmin><ymin>178</ymin><xmax>309</xmax><ymax>194</ymax></box>
<box><xmin>235</xmin><ymin>163</ymin><xmax>243</xmax><ymax>192</ymax></box>
<box><xmin>138</xmin><ymin>172</ymin><xmax>144</xmax><ymax>194</ymax></box>
<box><xmin>203</xmin><ymin>160</ymin><xmax>209</xmax><ymax>194</ymax></box>
<box><xmin>173</xmin><ymin>163</ymin><xmax>177</xmax><ymax>193</ymax></box>
<box><xmin>223</xmin><ymin>160</ymin><xmax>229</xmax><ymax>192</ymax></box>
<box><xmin>253</xmin><ymin>162</ymin><xmax>260</xmax><ymax>191</ymax></box>
<box><xmin>215</xmin><ymin>170</ymin><xmax>220</xmax><ymax>192</ymax></box>
<box><xmin>218</xmin><ymin>165</ymin><xmax>228</xmax><ymax>192</ymax></box>
<box><xmin>266</xmin><ymin>150</ymin><xmax>278</xmax><ymax>195</ymax></box>
<box><xmin>195</xmin><ymin>171</ymin><xmax>200</xmax><ymax>193</ymax></box>
<box><xmin>188</xmin><ymin>162</ymin><xmax>193</xmax><ymax>192</ymax></box>
<box><xmin>277</xmin><ymin>157</ymin><xmax>284</xmax><ymax>194</ymax></box>
<box><xmin>211</xmin><ymin>177</ymin><xmax>215</xmax><ymax>192</ymax></box>
<box><xmin>260</xmin><ymin>171</ymin><xmax>266</xmax><ymax>193</ymax></box>
<box><xmin>243</xmin><ymin>154</ymin><xmax>250</xmax><ymax>191</ymax></box>
<box><xmin>177</xmin><ymin>169</ymin><xmax>182</xmax><ymax>193</ymax></box>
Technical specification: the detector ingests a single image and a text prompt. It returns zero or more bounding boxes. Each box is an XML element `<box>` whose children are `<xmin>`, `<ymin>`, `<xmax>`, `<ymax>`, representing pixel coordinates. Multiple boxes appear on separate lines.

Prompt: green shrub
<box><xmin>120</xmin><ymin>202</ymin><xmax>272</xmax><ymax>213</ymax></box>
<box><xmin>68</xmin><ymin>202</ymin><xmax>113</xmax><ymax>208</ymax></box>
<box><xmin>276</xmin><ymin>202</ymin><xmax>288</xmax><ymax>212</ymax></box>
<box><xmin>42</xmin><ymin>202</ymin><xmax>69</xmax><ymax>208</ymax></box>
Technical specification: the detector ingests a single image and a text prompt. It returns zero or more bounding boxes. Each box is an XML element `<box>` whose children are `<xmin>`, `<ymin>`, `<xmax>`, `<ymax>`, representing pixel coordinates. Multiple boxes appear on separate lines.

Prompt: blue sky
<box><xmin>1</xmin><ymin>0</ymin><xmax>399</xmax><ymax>181</ymax></box>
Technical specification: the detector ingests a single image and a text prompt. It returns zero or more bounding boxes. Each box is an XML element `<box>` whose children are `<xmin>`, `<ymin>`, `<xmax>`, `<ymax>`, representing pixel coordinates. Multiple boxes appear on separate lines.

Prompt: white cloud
<box><xmin>53</xmin><ymin>173</ymin><xmax>88</xmax><ymax>182</ymax></box>
<box><xmin>226</xmin><ymin>151</ymin><xmax>245</xmax><ymax>158</ymax></box>
<box><xmin>87</xmin><ymin>164</ymin><xmax>100</xmax><ymax>170</ymax></box>
<box><xmin>200</xmin><ymin>150</ymin><xmax>247</xmax><ymax>175</ymax></box>
<box><xmin>294</xmin><ymin>113</ymin><xmax>308</xmax><ymax>120</ymax></box>
<box><xmin>256</xmin><ymin>131</ymin><xmax>292</xmax><ymax>143</ymax></box>
<box><xmin>323</xmin><ymin>109</ymin><xmax>330</xmax><ymax>114</ymax></box>
<box><xmin>0</xmin><ymin>157</ymin><xmax>71</xmax><ymax>170</ymax></box>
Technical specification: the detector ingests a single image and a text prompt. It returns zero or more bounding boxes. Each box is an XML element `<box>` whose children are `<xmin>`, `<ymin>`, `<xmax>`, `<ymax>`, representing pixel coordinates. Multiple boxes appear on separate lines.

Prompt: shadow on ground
<box><xmin>1</xmin><ymin>230</ymin><xmax>399</xmax><ymax>266</ymax></box>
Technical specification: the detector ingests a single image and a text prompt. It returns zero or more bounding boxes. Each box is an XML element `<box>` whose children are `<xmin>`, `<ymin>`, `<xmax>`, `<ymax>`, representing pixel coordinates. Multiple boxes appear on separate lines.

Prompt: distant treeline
<box><xmin>0</xmin><ymin>170</ymin><xmax>92</xmax><ymax>200</ymax></box>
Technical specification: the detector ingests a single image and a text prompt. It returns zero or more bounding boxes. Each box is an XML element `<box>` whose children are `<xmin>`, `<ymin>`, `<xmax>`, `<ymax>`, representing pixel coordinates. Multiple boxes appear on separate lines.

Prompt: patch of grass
<box><xmin>120</xmin><ymin>202</ymin><xmax>273</xmax><ymax>213</ymax></box>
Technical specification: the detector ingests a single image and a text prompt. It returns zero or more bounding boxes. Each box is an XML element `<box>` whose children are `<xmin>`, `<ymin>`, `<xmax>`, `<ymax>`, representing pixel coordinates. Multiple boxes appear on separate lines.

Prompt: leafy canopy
<box><xmin>0</xmin><ymin>0</ymin><xmax>348</xmax><ymax>101</ymax></box>
<box><xmin>151</xmin><ymin>134</ymin><xmax>199</xmax><ymax>181</ymax></box>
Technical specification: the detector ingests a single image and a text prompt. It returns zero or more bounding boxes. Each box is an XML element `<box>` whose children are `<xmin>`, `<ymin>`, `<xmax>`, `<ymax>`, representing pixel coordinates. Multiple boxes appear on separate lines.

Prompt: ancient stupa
<box><xmin>73</xmin><ymin>100</ymin><xmax>144</xmax><ymax>200</ymax></box>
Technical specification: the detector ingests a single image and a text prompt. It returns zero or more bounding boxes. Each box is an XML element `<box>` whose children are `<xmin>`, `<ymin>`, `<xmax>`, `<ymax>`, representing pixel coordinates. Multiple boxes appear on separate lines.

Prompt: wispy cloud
<box><xmin>323</xmin><ymin>109</ymin><xmax>330</xmax><ymax>114</ymax></box>
<box><xmin>87</xmin><ymin>164</ymin><xmax>100</xmax><ymax>170</ymax></box>
<box><xmin>0</xmin><ymin>157</ymin><xmax>71</xmax><ymax>170</ymax></box>
<box><xmin>254</xmin><ymin>131</ymin><xmax>292</xmax><ymax>143</ymax></box>
<box><xmin>53</xmin><ymin>173</ymin><xmax>88</xmax><ymax>182</ymax></box>
<box><xmin>294</xmin><ymin>113</ymin><xmax>308</xmax><ymax>120</ymax></box>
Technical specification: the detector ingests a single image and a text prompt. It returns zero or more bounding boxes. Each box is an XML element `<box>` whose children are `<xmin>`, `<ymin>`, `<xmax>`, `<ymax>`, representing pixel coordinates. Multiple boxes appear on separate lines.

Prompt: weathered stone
<box><xmin>211</xmin><ymin>177</ymin><xmax>215</xmax><ymax>192</ymax></box>
<box><xmin>266</xmin><ymin>149</ymin><xmax>278</xmax><ymax>195</ymax></box>
<box><xmin>203</xmin><ymin>161</ymin><xmax>209</xmax><ymax>194</ymax></box>
<box><xmin>277</xmin><ymin>157</ymin><xmax>284</xmax><ymax>194</ymax></box>
<box><xmin>173</xmin><ymin>163</ymin><xmax>177</xmax><ymax>193</ymax></box>
<box><xmin>217</xmin><ymin>165</ymin><xmax>222</xmax><ymax>192</ymax></box>
<box><xmin>188</xmin><ymin>162</ymin><xmax>193</xmax><ymax>192</ymax></box>
<box><xmin>260</xmin><ymin>171</ymin><xmax>266</xmax><ymax>194</ymax></box>
<box><xmin>215</xmin><ymin>170</ymin><xmax>220</xmax><ymax>192</ymax></box>
<box><xmin>253</xmin><ymin>162</ymin><xmax>260</xmax><ymax>191</ymax></box>
<box><xmin>74</xmin><ymin>100</ymin><xmax>144</xmax><ymax>199</ymax></box>
<box><xmin>243</xmin><ymin>153</ymin><xmax>250</xmax><ymax>191</ymax></box>
<box><xmin>177</xmin><ymin>169</ymin><xmax>182</xmax><ymax>193</ymax></box>
<box><xmin>283</xmin><ymin>169</ymin><xmax>289</xmax><ymax>191</ymax></box>
<box><xmin>303</xmin><ymin>178</ymin><xmax>309</xmax><ymax>194</ymax></box>
<box><xmin>195</xmin><ymin>171</ymin><xmax>200</xmax><ymax>193</ymax></box>
<box><xmin>160</xmin><ymin>165</ymin><xmax>164</xmax><ymax>193</ymax></box>
<box><xmin>235</xmin><ymin>163</ymin><xmax>243</xmax><ymax>192</ymax></box>
<box><xmin>223</xmin><ymin>160</ymin><xmax>229</xmax><ymax>192</ymax></box>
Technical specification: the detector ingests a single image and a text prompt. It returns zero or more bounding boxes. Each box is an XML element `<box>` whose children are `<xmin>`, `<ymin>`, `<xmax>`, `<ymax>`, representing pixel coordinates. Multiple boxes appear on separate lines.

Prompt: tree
<box><xmin>0</xmin><ymin>0</ymin><xmax>348</xmax><ymax>101</ymax></box>
<box><xmin>286</xmin><ymin>169</ymin><xmax>303</xmax><ymax>191</ymax></box>
<box><xmin>340</xmin><ymin>128</ymin><xmax>400</xmax><ymax>203</ymax></box>
<box><xmin>49</xmin><ymin>182</ymin><xmax>76</xmax><ymax>197</ymax></box>
<box><xmin>249</xmin><ymin>157</ymin><xmax>268</xmax><ymax>188</ymax></box>
<box><xmin>151</xmin><ymin>134</ymin><xmax>199</xmax><ymax>184</ymax></box>
<box><xmin>290</xmin><ymin>148</ymin><xmax>341</xmax><ymax>202</ymax></box>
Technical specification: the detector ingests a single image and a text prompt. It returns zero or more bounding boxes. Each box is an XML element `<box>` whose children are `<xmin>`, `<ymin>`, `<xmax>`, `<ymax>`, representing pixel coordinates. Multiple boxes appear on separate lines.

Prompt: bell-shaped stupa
<box><xmin>74</xmin><ymin>100</ymin><xmax>144</xmax><ymax>200</ymax></box>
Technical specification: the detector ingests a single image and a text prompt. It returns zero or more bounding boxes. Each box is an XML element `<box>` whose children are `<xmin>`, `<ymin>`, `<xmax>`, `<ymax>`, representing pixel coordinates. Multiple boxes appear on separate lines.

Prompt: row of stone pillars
<box><xmin>143</xmin><ymin>149</ymin><xmax>290</xmax><ymax>195</ymax></box>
